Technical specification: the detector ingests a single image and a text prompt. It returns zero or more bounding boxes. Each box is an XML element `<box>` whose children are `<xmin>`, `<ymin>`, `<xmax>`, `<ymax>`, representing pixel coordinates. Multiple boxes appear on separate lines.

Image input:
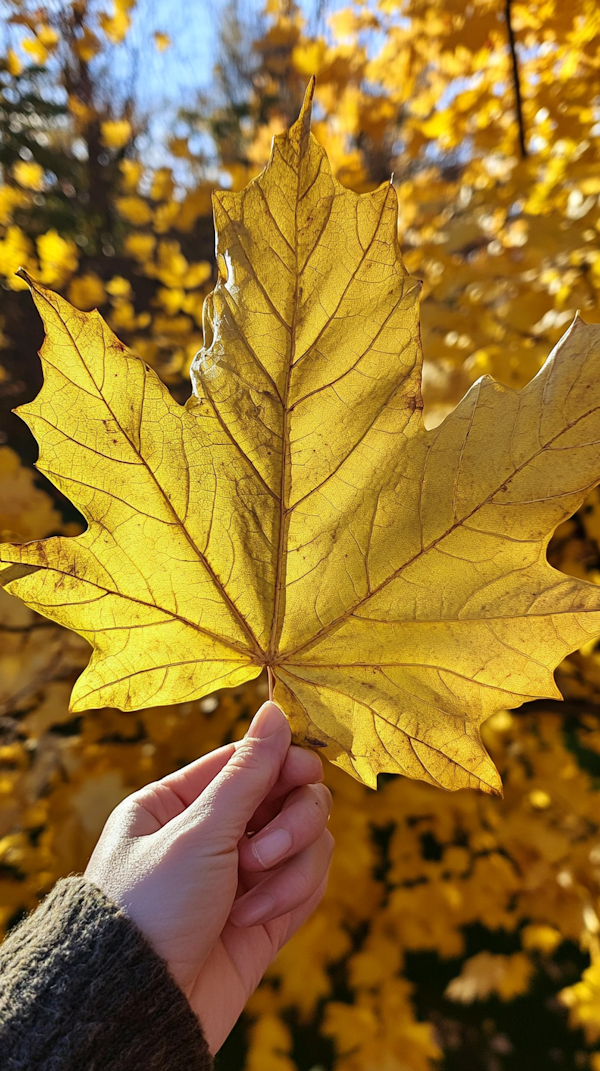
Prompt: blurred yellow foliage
<box><xmin>445</xmin><ymin>951</ymin><xmax>534</xmax><ymax>1003</ymax></box>
<box><xmin>0</xmin><ymin>225</ymin><xmax>34</xmax><ymax>287</ymax></box>
<box><xmin>0</xmin><ymin>187</ymin><xmax>27</xmax><ymax>226</ymax></box>
<box><xmin>36</xmin><ymin>230</ymin><xmax>79</xmax><ymax>287</ymax></box>
<box><xmin>115</xmin><ymin>195</ymin><xmax>153</xmax><ymax>225</ymax></box>
<box><xmin>153</xmin><ymin>32</ymin><xmax>171</xmax><ymax>52</ymax></box>
<box><xmin>74</xmin><ymin>28</ymin><xmax>101</xmax><ymax>62</ymax></box>
<box><xmin>6</xmin><ymin>49</ymin><xmax>22</xmax><ymax>76</ymax></box>
<box><xmin>101</xmin><ymin>119</ymin><xmax>133</xmax><ymax>149</ymax></box>
<box><xmin>0</xmin><ymin>447</ymin><xmax>61</xmax><ymax>542</ymax></box>
<box><xmin>99</xmin><ymin>0</ymin><xmax>134</xmax><ymax>44</ymax></box>
<box><xmin>67</xmin><ymin>272</ymin><xmax>107</xmax><ymax>310</ymax></box>
<box><xmin>12</xmin><ymin>161</ymin><xmax>44</xmax><ymax>192</ymax></box>
<box><xmin>21</xmin><ymin>36</ymin><xmax>50</xmax><ymax>65</ymax></box>
<box><xmin>560</xmin><ymin>956</ymin><xmax>600</xmax><ymax>1043</ymax></box>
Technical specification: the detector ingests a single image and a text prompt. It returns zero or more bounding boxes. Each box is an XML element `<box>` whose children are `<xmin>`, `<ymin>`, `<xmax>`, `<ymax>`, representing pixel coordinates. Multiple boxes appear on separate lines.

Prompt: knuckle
<box><xmin>102</xmin><ymin>797</ymin><xmax>139</xmax><ymax>837</ymax></box>
<box><xmin>124</xmin><ymin>782</ymin><xmax>158</xmax><ymax>806</ymax></box>
<box><xmin>111</xmin><ymin>792</ymin><xmax>141</xmax><ymax>821</ymax></box>
<box><xmin>226</xmin><ymin>741</ymin><xmax>268</xmax><ymax>775</ymax></box>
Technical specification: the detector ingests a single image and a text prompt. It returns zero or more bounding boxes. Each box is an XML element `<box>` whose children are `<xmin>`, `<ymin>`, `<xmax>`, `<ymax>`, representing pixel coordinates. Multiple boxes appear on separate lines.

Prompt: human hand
<box><xmin>84</xmin><ymin>702</ymin><xmax>333</xmax><ymax>1053</ymax></box>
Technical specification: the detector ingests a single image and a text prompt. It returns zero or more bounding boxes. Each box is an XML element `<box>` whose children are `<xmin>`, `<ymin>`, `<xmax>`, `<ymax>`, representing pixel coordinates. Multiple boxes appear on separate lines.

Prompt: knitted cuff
<box><xmin>0</xmin><ymin>876</ymin><xmax>213</xmax><ymax>1071</ymax></box>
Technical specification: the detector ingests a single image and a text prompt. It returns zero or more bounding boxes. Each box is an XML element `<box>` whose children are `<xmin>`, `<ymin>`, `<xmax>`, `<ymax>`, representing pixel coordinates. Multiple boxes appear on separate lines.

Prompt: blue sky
<box><xmin>123</xmin><ymin>0</ymin><xmax>251</xmax><ymax>106</ymax></box>
<box><xmin>112</xmin><ymin>0</ymin><xmax>335</xmax><ymax>168</ymax></box>
<box><xmin>120</xmin><ymin>0</ymin><xmax>332</xmax><ymax>111</ymax></box>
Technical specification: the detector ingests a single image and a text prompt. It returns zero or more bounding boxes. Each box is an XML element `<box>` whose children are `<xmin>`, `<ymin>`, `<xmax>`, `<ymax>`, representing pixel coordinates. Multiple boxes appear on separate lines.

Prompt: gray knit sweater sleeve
<box><xmin>0</xmin><ymin>876</ymin><xmax>213</xmax><ymax>1071</ymax></box>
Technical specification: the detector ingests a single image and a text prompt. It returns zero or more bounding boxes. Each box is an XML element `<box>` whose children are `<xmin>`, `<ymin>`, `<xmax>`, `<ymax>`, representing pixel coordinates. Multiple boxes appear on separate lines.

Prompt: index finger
<box><xmin>144</xmin><ymin>737</ymin><xmax>322</xmax><ymax>830</ymax></box>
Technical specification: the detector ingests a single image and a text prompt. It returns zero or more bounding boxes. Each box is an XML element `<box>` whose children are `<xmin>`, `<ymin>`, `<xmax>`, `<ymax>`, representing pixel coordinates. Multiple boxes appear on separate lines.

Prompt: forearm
<box><xmin>0</xmin><ymin>876</ymin><xmax>213</xmax><ymax>1071</ymax></box>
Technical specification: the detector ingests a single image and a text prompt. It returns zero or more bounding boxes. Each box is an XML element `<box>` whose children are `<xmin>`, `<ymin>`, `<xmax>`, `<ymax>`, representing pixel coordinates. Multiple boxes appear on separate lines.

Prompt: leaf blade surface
<box><xmin>4</xmin><ymin>86</ymin><xmax>600</xmax><ymax>792</ymax></box>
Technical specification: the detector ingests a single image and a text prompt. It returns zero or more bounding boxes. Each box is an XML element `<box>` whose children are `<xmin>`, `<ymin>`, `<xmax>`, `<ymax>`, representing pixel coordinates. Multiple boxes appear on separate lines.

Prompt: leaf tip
<box><xmin>570</xmin><ymin>309</ymin><xmax>589</xmax><ymax>330</ymax></box>
<box><xmin>15</xmin><ymin>266</ymin><xmax>33</xmax><ymax>288</ymax></box>
<box><xmin>68</xmin><ymin>693</ymin><xmax>90</xmax><ymax>715</ymax></box>
<box><xmin>297</xmin><ymin>77</ymin><xmax>316</xmax><ymax>130</ymax></box>
<box><xmin>289</xmin><ymin>79</ymin><xmax>316</xmax><ymax>156</ymax></box>
<box><xmin>303</xmin><ymin>75</ymin><xmax>316</xmax><ymax>110</ymax></box>
<box><xmin>479</xmin><ymin>768</ymin><xmax>504</xmax><ymax>798</ymax></box>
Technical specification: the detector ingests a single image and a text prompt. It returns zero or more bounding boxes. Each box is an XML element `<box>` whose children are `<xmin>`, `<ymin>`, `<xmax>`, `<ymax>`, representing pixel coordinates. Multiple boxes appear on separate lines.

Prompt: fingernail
<box><xmin>252</xmin><ymin>827</ymin><xmax>292</xmax><ymax>868</ymax></box>
<box><xmin>230</xmin><ymin>890</ymin><xmax>276</xmax><ymax>927</ymax></box>
<box><xmin>246</xmin><ymin>701</ymin><xmax>287</xmax><ymax>740</ymax></box>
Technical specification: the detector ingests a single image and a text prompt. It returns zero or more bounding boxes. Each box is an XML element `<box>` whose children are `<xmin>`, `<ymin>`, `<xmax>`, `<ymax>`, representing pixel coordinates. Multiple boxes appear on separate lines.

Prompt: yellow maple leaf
<box><xmin>123</xmin><ymin>231</ymin><xmax>155</xmax><ymax>261</ymax></box>
<box><xmin>0</xmin><ymin>448</ymin><xmax>88</xmax><ymax>715</ymax></box>
<box><xmin>445</xmin><ymin>951</ymin><xmax>534</xmax><ymax>1003</ymax></box>
<box><xmin>5</xmin><ymin>49</ymin><xmax>22</xmax><ymax>77</ymax></box>
<box><xmin>68</xmin><ymin>94</ymin><xmax>95</xmax><ymax>128</ymax></box>
<box><xmin>74</xmin><ymin>29</ymin><xmax>101</xmax><ymax>63</ymax></box>
<box><xmin>153</xmin><ymin>31</ymin><xmax>171</xmax><ymax>52</ymax></box>
<box><xmin>4</xmin><ymin>84</ymin><xmax>600</xmax><ymax>793</ymax></box>
<box><xmin>119</xmin><ymin>158</ymin><xmax>143</xmax><ymax>191</ymax></box>
<box><xmin>106</xmin><ymin>275</ymin><xmax>132</xmax><ymax>298</ymax></box>
<box><xmin>12</xmin><ymin>160</ymin><xmax>45</xmax><ymax>191</ymax></box>
<box><xmin>292</xmin><ymin>39</ymin><xmax>327</xmax><ymax>76</ymax></box>
<box><xmin>0</xmin><ymin>186</ymin><xmax>28</xmax><ymax>227</ymax></box>
<box><xmin>0</xmin><ymin>225</ymin><xmax>34</xmax><ymax>287</ymax></box>
<box><xmin>36</xmin><ymin>229</ymin><xmax>78</xmax><ymax>286</ymax></box>
<box><xmin>559</xmin><ymin>955</ymin><xmax>600</xmax><ymax>1042</ymax></box>
<box><xmin>115</xmin><ymin>195</ymin><xmax>152</xmax><ymax>226</ymax></box>
<box><xmin>21</xmin><ymin>37</ymin><xmax>48</xmax><ymax>66</ymax></box>
<box><xmin>36</xmin><ymin>25</ymin><xmax>59</xmax><ymax>49</ymax></box>
<box><xmin>0</xmin><ymin>447</ymin><xmax>61</xmax><ymax>543</ymax></box>
<box><xmin>98</xmin><ymin>7</ymin><xmax>131</xmax><ymax>45</ymax></box>
<box><xmin>67</xmin><ymin>272</ymin><xmax>107</xmax><ymax>311</ymax></box>
<box><xmin>521</xmin><ymin>923</ymin><xmax>562</xmax><ymax>954</ymax></box>
<box><xmin>100</xmin><ymin>119</ymin><xmax>132</xmax><ymax>149</ymax></box>
<box><xmin>244</xmin><ymin>1014</ymin><xmax>296</xmax><ymax>1071</ymax></box>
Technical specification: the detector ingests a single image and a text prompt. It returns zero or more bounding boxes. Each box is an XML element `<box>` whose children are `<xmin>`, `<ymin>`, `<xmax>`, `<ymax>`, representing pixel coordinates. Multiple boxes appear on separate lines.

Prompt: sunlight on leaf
<box><xmin>3</xmin><ymin>83</ymin><xmax>600</xmax><ymax>793</ymax></box>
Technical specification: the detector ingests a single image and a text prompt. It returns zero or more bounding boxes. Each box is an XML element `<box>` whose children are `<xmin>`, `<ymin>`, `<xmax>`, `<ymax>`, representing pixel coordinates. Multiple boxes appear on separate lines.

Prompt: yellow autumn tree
<box><xmin>3</xmin><ymin>1</ymin><xmax>600</xmax><ymax>1068</ymax></box>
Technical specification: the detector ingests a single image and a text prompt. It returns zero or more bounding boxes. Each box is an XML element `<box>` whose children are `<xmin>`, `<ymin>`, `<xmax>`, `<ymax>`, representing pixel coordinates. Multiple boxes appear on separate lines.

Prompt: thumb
<box><xmin>196</xmin><ymin>701</ymin><xmax>291</xmax><ymax>844</ymax></box>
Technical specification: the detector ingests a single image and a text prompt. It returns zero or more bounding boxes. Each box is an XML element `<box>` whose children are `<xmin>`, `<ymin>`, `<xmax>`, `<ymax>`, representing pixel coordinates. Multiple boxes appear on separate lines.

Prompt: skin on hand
<box><xmin>84</xmin><ymin>702</ymin><xmax>334</xmax><ymax>1053</ymax></box>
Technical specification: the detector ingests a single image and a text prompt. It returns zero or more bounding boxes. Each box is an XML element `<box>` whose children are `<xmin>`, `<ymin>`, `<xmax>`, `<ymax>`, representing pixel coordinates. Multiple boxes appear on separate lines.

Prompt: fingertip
<box><xmin>240</xmin><ymin>784</ymin><xmax>332</xmax><ymax>874</ymax></box>
<box><xmin>305</xmin><ymin>748</ymin><xmax>325</xmax><ymax>782</ymax></box>
<box><xmin>231</xmin><ymin>831</ymin><xmax>334</xmax><ymax>928</ymax></box>
<box><xmin>246</xmin><ymin>701</ymin><xmax>291</xmax><ymax>742</ymax></box>
<box><xmin>251</xmin><ymin>826</ymin><xmax>293</xmax><ymax>869</ymax></box>
<box><xmin>282</xmin><ymin>744</ymin><xmax>324</xmax><ymax>785</ymax></box>
<box><xmin>230</xmin><ymin>890</ymin><xmax>276</xmax><ymax>928</ymax></box>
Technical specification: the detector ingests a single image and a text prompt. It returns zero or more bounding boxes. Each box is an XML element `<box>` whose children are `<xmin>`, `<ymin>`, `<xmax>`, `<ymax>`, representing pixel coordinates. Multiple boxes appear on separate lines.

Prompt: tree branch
<box><xmin>505</xmin><ymin>0</ymin><xmax>527</xmax><ymax>158</ymax></box>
